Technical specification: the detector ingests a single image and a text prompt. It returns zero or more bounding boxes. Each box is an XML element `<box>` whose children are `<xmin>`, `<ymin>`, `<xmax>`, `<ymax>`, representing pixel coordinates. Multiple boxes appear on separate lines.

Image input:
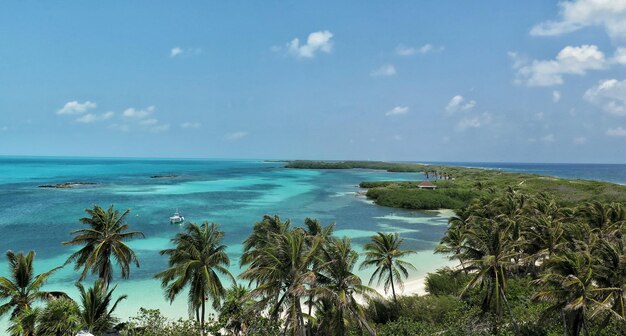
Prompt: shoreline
<box><xmin>375</xmin><ymin>276</ymin><xmax>428</xmax><ymax>298</ymax></box>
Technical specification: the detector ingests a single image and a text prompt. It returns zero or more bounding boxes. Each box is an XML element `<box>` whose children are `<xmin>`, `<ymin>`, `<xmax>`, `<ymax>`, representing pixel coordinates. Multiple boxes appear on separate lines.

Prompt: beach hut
<box><xmin>418</xmin><ymin>181</ymin><xmax>437</xmax><ymax>190</ymax></box>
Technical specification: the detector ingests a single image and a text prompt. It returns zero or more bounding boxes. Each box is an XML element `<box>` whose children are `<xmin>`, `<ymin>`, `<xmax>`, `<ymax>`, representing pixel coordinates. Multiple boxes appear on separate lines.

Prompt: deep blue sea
<box><xmin>1</xmin><ymin>157</ymin><xmax>624</xmax><ymax>323</ymax></box>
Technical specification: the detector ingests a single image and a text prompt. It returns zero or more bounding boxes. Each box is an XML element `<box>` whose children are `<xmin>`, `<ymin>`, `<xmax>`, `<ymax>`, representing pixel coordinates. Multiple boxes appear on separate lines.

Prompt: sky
<box><xmin>2</xmin><ymin>1</ymin><xmax>626</xmax><ymax>163</ymax></box>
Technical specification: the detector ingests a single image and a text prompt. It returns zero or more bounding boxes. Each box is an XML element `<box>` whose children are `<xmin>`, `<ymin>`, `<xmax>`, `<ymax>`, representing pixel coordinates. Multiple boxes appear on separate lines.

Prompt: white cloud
<box><xmin>573</xmin><ymin>136</ymin><xmax>587</xmax><ymax>144</ymax></box>
<box><xmin>170</xmin><ymin>47</ymin><xmax>183</xmax><ymax>57</ymax></box>
<box><xmin>514</xmin><ymin>45</ymin><xmax>607</xmax><ymax>86</ymax></box>
<box><xmin>393</xmin><ymin>135</ymin><xmax>403</xmax><ymax>141</ymax></box>
<box><xmin>395</xmin><ymin>43</ymin><xmax>443</xmax><ymax>56</ymax></box>
<box><xmin>180</xmin><ymin>122</ymin><xmax>201</xmax><ymax>129</ymax></box>
<box><xmin>57</xmin><ymin>100</ymin><xmax>97</xmax><ymax>115</ymax></box>
<box><xmin>456</xmin><ymin>112</ymin><xmax>492</xmax><ymax>130</ymax></box>
<box><xmin>530</xmin><ymin>0</ymin><xmax>626</xmax><ymax>41</ymax></box>
<box><xmin>385</xmin><ymin>106</ymin><xmax>409</xmax><ymax>116</ymax></box>
<box><xmin>370</xmin><ymin>64</ymin><xmax>396</xmax><ymax>77</ymax></box>
<box><xmin>419</xmin><ymin>43</ymin><xmax>444</xmax><ymax>54</ymax></box>
<box><xmin>508</xmin><ymin>51</ymin><xmax>528</xmax><ymax>69</ymax></box>
<box><xmin>445</xmin><ymin>95</ymin><xmax>476</xmax><ymax>113</ymax></box>
<box><xmin>225</xmin><ymin>131</ymin><xmax>248</xmax><ymax>141</ymax></box>
<box><xmin>75</xmin><ymin>111</ymin><xmax>114</xmax><ymax>123</ymax></box>
<box><xmin>542</xmin><ymin>134</ymin><xmax>556</xmax><ymax>143</ymax></box>
<box><xmin>139</xmin><ymin>118</ymin><xmax>159</xmax><ymax>126</ymax></box>
<box><xmin>606</xmin><ymin>127</ymin><xmax>626</xmax><ymax>136</ymax></box>
<box><xmin>170</xmin><ymin>47</ymin><xmax>201</xmax><ymax>58</ymax></box>
<box><xmin>534</xmin><ymin>112</ymin><xmax>545</xmax><ymax>121</ymax></box>
<box><xmin>287</xmin><ymin>30</ymin><xmax>333</xmax><ymax>58</ymax></box>
<box><xmin>0</xmin><ymin>126</ymin><xmax>8</xmax><ymax>132</ymax></box>
<box><xmin>553</xmin><ymin>90</ymin><xmax>562</xmax><ymax>102</ymax></box>
<box><xmin>395</xmin><ymin>44</ymin><xmax>416</xmax><ymax>56</ymax></box>
<box><xmin>612</xmin><ymin>47</ymin><xmax>626</xmax><ymax>64</ymax></box>
<box><xmin>584</xmin><ymin>78</ymin><xmax>626</xmax><ymax>116</ymax></box>
<box><xmin>123</xmin><ymin>106</ymin><xmax>155</xmax><ymax>119</ymax></box>
<box><xmin>110</xmin><ymin>105</ymin><xmax>170</xmax><ymax>132</ymax></box>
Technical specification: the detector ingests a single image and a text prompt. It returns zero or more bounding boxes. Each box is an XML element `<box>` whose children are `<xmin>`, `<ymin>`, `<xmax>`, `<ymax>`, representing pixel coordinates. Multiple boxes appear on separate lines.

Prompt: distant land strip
<box><xmin>285</xmin><ymin>160</ymin><xmax>626</xmax><ymax>210</ymax></box>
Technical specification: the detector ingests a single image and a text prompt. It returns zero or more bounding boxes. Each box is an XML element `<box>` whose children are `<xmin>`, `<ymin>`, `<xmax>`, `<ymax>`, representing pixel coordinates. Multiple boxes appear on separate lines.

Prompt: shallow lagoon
<box><xmin>0</xmin><ymin>158</ymin><xmax>451</xmax><ymax>324</ymax></box>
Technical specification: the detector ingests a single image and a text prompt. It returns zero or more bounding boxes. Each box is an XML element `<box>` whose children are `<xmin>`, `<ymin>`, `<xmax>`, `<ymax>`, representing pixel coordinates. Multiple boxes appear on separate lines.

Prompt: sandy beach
<box><xmin>376</xmin><ymin>276</ymin><xmax>428</xmax><ymax>298</ymax></box>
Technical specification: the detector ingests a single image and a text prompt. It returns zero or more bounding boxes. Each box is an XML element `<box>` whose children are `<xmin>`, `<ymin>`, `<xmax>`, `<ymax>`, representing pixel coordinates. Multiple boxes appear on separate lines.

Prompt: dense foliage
<box><xmin>291</xmin><ymin>160</ymin><xmax>626</xmax><ymax>208</ymax></box>
<box><xmin>2</xmin><ymin>162</ymin><xmax>626</xmax><ymax>335</ymax></box>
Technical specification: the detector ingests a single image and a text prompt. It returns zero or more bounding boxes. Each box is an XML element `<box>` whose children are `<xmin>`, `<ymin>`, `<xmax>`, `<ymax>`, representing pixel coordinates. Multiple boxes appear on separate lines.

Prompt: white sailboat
<box><xmin>169</xmin><ymin>209</ymin><xmax>185</xmax><ymax>224</ymax></box>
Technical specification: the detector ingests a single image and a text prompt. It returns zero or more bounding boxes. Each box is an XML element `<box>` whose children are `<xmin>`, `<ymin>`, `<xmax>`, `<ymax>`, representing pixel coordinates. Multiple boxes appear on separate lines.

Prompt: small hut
<box><xmin>418</xmin><ymin>181</ymin><xmax>437</xmax><ymax>190</ymax></box>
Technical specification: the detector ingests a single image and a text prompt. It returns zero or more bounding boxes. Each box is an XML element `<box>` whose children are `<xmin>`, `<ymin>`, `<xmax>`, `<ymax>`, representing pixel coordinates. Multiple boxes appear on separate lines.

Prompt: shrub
<box><xmin>376</xmin><ymin>317</ymin><xmax>428</xmax><ymax>336</ymax></box>
<box><xmin>424</xmin><ymin>268</ymin><xmax>470</xmax><ymax>296</ymax></box>
<box><xmin>36</xmin><ymin>298</ymin><xmax>81</xmax><ymax>336</ymax></box>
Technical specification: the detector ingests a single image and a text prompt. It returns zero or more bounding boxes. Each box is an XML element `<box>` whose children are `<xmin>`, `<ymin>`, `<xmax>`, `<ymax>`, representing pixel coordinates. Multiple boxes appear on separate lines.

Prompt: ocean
<box><xmin>1</xmin><ymin>157</ymin><xmax>625</xmax><ymax>325</ymax></box>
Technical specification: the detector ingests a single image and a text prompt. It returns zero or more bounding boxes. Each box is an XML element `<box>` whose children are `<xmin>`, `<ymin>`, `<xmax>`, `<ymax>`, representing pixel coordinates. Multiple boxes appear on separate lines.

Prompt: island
<box><xmin>150</xmin><ymin>174</ymin><xmax>179</xmax><ymax>179</ymax></box>
<box><xmin>286</xmin><ymin>160</ymin><xmax>626</xmax><ymax>209</ymax></box>
<box><xmin>38</xmin><ymin>182</ymin><xmax>97</xmax><ymax>189</ymax></box>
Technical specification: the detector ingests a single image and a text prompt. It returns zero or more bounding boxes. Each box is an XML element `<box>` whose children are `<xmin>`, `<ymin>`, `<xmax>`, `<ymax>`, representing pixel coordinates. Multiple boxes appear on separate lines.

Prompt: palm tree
<box><xmin>240</xmin><ymin>227</ymin><xmax>322</xmax><ymax>336</ymax></box>
<box><xmin>240</xmin><ymin>215</ymin><xmax>291</xmax><ymax>267</ymax></box>
<box><xmin>0</xmin><ymin>251</ymin><xmax>61</xmax><ymax>321</ymax></box>
<box><xmin>64</xmin><ymin>205</ymin><xmax>144</xmax><ymax>288</ymax></box>
<box><xmin>7</xmin><ymin>307</ymin><xmax>39</xmax><ymax>336</ymax></box>
<box><xmin>35</xmin><ymin>298</ymin><xmax>81</xmax><ymax>336</ymax></box>
<box><xmin>315</xmin><ymin>237</ymin><xmax>377</xmax><ymax>336</ymax></box>
<box><xmin>525</xmin><ymin>213</ymin><xmax>565</xmax><ymax>260</ymax></box>
<box><xmin>218</xmin><ymin>284</ymin><xmax>255</xmax><ymax>336</ymax></box>
<box><xmin>460</xmin><ymin>216</ymin><xmax>520</xmax><ymax>335</ymax></box>
<box><xmin>359</xmin><ymin>232</ymin><xmax>416</xmax><ymax>303</ymax></box>
<box><xmin>301</xmin><ymin>217</ymin><xmax>335</xmax><ymax>334</ymax></box>
<box><xmin>533</xmin><ymin>247</ymin><xmax>623</xmax><ymax>336</ymax></box>
<box><xmin>590</xmin><ymin>238</ymin><xmax>626</xmax><ymax>326</ymax></box>
<box><xmin>435</xmin><ymin>212</ymin><xmax>469</xmax><ymax>274</ymax></box>
<box><xmin>577</xmin><ymin>202</ymin><xmax>626</xmax><ymax>240</ymax></box>
<box><xmin>156</xmin><ymin>222</ymin><xmax>234</xmax><ymax>334</ymax></box>
<box><xmin>77</xmin><ymin>279</ymin><xmax>127</xmax><ymax>334</ymax></box>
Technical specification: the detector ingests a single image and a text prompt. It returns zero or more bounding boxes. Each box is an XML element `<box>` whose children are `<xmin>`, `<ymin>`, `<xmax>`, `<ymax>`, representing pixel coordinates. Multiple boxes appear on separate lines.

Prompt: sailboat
<box><xmin>169</xmin><ymin>209</ymin><xmax>185</xmax><ymax>224</ymax></box>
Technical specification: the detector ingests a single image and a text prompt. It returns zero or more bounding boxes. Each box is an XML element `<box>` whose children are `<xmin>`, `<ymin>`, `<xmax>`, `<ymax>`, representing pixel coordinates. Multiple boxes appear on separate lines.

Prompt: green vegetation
<box><xmin>155</xmin><ymin>222</ymin><xmax>235</xmax><ymax>335</ymax></box>
<box><xmin>76</xmin><ymin>280</ymin><xmax>127</xmax><ymax>334</ymax></box>
<box><xmin>63</xmin><ymin>205</ymin><xmax>145</xmax><ymax>288</ymax></box>
<box><xmin>360</xmin><ymin>232</ymin><xmax>416</xmax><ymax>302</ymax></box>
<box><xmin>2</xmin><ymin>162</ymin><xmax>626</xmax><ymax>335</ymax></box>
<box><xmin>34</xmin><ymin>298</ymin><xmax>80</xmax><ymax>336</ymax></box>
<box><xmin>289</xmin><ymin>160</ymin><xmax>626</xmax><ymax>210</ymax></box>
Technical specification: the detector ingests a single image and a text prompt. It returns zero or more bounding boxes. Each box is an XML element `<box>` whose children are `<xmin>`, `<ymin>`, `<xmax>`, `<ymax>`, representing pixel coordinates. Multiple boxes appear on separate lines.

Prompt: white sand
<box><xmin>375</xmin><ymin>276</ymin><xmax>428</xmax><ymax>298</ymax></box>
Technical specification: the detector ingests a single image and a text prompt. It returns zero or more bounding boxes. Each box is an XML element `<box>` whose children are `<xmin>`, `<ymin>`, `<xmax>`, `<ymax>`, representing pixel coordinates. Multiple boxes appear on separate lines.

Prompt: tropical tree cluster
<box><xmin>6</xmin><ymin>185</ymin><xmax>623</xmax><ymax>335</ymax></box>
<box><xmin>429</xmin><ymin>189</ymin><xmax>626</xmax><ymax>335</ymax></box>
<box><xmin>0</xmin><ymin>205</ymin><xmax>140</xmax><ymax>336</ymax></box>
<box><xmin>236</xmin><ymin>215</ymin><xmax>415</xmax><ymax>336</ymax></box>
<box><xmin>1</xmin><ymin>207</ymin><xmax>417</xmax><ymax>336</ymax></box>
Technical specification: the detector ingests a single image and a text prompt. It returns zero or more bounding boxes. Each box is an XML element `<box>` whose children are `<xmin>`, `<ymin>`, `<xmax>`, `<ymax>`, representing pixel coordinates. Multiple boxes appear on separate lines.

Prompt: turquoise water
<box><xmin>0</xmin><ymin>157</ymin><xmax>451</xmax><ymax>323</ymax></box>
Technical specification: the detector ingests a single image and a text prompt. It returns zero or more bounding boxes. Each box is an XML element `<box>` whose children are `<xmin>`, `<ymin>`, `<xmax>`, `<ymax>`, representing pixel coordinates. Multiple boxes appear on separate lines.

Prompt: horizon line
<box><xmin>0</xmin><ymin>154</ymin><xmax>624</xmax><ymax>166</ymax></box>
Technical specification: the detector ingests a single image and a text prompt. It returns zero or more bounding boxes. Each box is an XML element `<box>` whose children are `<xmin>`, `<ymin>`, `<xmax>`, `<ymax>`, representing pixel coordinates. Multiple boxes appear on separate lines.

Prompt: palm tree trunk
<box><xmin>458</xmin><ymin>255</ymin><xmax>468</xmax><ymax>275</ymax></box>
<box><xmin>500</xmin><ymin>286</ymin><xmax>521</xmax><ymax>336</ymax></box>
<box><xmin>338</xmin><ymin>308</ymin><xmax>345</xmax><ymax>336</ymax></box>
<box><xmin>201</xmin><ymin>296</ymin><xmax>206</xmax><ymax>336</ymax></box>
<box><xmin>306</xmin><ymin>296</ymin><xmax>313</xmax><ymax>336</ymax></box>
<box><xmin>296</xmin><ymin>300</ymin><xmax>306</xmax><ymax>336</ymax></box>
<box><xmin>99</xmin><ymin>264</ymin><xmax>110</xmax><ymax>290</ymax></box>
<box><xmin>582</xmin><ymin>310</ymin><xmax>589</xmax><ymax>336</ymax></box>
<box><xmin>389</xmin><ymin>264</ymin><xmax>397</xmax><ymax>302</ymax></box>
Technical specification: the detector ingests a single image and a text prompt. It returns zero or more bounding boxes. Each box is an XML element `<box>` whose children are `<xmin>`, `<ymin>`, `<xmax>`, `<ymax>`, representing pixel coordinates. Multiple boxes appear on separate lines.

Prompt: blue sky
<box><xmin>2</xmin><ymin>1</ymin><xmax>626</xmax><ymax>163</ymax></box>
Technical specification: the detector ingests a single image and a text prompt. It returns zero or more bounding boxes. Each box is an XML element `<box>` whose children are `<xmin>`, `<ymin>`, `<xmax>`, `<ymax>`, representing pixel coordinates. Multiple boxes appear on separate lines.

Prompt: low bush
<box><xmin>424</xmin><ymin>267</ymin><xmax>470</xmax><ymax>296</ymax></box>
